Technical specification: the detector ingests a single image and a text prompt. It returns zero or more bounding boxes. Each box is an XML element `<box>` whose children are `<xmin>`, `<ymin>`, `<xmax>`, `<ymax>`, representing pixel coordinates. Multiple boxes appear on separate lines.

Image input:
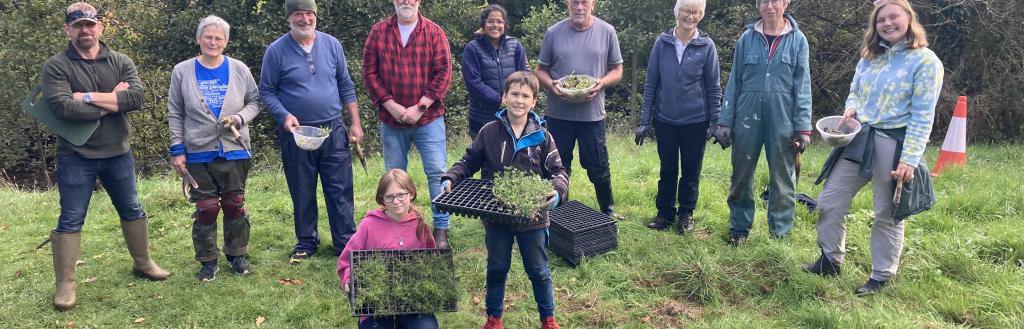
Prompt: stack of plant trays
<box><xmin>348</xmin><ymin>248</ymin><xmax>458</xmax><ymax>317</ymax></box>
<box><xmin>431</xmin><ymin>178</ymin><xmax>534</xmax><ymax>224</ymax></box>
<box><xmin>548</xmin><ymin>201</ymin><xmax>618</xmax><ymax>266</ymax></box>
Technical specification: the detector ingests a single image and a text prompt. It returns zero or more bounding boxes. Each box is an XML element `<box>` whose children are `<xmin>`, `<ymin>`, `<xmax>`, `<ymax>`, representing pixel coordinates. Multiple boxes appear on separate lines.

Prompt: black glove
<box><xmin>634</xmin><ymin>125</ymin><xmax>651</xmax><ymax>146</ymax></box>
<box><xmin>714</xmin><ymin>125</ymin><xmax>732</xmax><ymax>149</ymax></box>
<box><xmin>792</xmin><ymin>133</ymin><xmax>810</xmax><ymax>153</ymax></box>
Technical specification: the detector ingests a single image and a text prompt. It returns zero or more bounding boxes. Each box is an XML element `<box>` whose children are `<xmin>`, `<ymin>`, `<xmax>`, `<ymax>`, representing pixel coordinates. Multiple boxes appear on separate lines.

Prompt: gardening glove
<box><xmin>634</xmin><ymin>124</ymin><xmax>652</xmax><ymax>146</ymax></box>
<box><xmin>792</xmin><ymin>133</ymin><xmax>811</xmax><ymax>153</ymax></box>
<box><xmin>441</xmin><ymin>178</ymin><xmax>453</xmax><ymax>193</ymax></box>
<box><xmin>714</xmin><ymin>125</ymin><xmax>732</xmax><ymax>149</ymax></box>
<box><xmin>544</xmin><ymin>191</ymin><xmax>561</xmax><ymax>210</ymax></box>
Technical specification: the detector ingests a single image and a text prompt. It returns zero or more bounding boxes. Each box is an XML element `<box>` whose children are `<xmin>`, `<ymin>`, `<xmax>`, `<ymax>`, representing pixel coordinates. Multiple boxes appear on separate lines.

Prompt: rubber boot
<box><xmin>51</xmin><ymin>231</ymin><xmax>80</xmax><ymax>311</ymax></box>
<box><xmin>192</xmin><ymin>221</ymin><xmax>219</xmax><ymax>262</ymax></box>
<box><xmin>433</xmin><ymin>228</ymin><xmax>449</xmax><ymax>249</ymax></box>
<box><xmin>593</xmin><ymin>175</ymin><xmax>624</xmax><ymax>220</ymax></box>
<box><xmin>121</xmin><ymin>217</ymin><xmax>171</xmax><ymax>280</ymax></box>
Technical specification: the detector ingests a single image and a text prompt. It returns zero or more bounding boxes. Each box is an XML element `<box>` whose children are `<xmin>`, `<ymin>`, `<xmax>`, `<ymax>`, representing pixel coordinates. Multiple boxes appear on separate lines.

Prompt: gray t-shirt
<box><xmin>538</xmin><ymin>17</ymin><xmax>623</xmax><ymax>122</ymax></box>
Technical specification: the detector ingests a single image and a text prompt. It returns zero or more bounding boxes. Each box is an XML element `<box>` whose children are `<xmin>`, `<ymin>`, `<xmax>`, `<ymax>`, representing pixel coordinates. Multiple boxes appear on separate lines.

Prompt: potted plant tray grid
<box><xmin>348</xmin><ymin>248</ymin><xmax>459</xmax><ymax>317</ymax></box>
<box><xmin>431</xmin><ymin>178</ymin><xmax>536</xmax><ymax>224</ymax></box>
<box><xmin>548</xmin><ymin>201</ymin><xmax>619</xmax><ymax>265</ymax></box>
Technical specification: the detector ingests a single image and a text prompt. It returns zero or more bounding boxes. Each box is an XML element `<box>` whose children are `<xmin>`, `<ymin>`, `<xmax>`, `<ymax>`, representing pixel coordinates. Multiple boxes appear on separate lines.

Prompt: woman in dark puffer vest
<box><xmin>461</xmin><ymin>4</ymin><xmax>528</xmax><ymax>138</ymax></box>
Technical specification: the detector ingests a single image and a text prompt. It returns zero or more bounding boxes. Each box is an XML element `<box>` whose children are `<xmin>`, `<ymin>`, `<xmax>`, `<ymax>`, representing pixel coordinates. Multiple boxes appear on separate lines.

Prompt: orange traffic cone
<box><xmin>932</xmin><ymin>96</ymin><xmax>968</xmax><ymax>176</ymax></box>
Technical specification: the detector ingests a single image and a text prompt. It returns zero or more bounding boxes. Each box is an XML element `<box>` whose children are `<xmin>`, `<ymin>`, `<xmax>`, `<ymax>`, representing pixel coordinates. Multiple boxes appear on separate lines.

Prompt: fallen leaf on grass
<box><xmin>83</xmin><ymin>277</ymin><xmax>98</xmax><ymax>283</ymax></box>
<box><xmin>0</xmin><ymin>224</ymin><xmax>10</xmax><ymax>231</ymax></box>
<box><xmin>128</xmin><ymin>282</ymin><xmax>135</xmax><ymax>287</ymax></box>
<box><xmin>75</xmin><ymin>260</ymin><xmax>85</xmax><ymax>267</ymax></box>
<box><xmin>133</xmin><ymin>317</ymin><xmax>145</xmax><ymax>324</ymax></box>
<box><xmin>472</xmin><ymin>296</ymin><xmax>481</xmax><ymax>305</ymax></box>
<box><xmin>640</xmin><ymin>316</ymin><xmax>651</xmax><ymax>323</ymax></box>
<box><xmin>277</xmin><ymin>278</ymin><xmax>303</xmax><ymax>286</ymax></box>
<box><xmin>255</xmin><ymin>316</ymin><xmax>266</xmax><ymax>327</ymax></box>
<box><xmin>15</xmin><ymin>270</ymin><xmax>23</xmax><ymax>278</ymax></box>
<box><xmin>65</xmin><ymin>320</ymin><xmax>76</xmax><ymax>328</ymax></box>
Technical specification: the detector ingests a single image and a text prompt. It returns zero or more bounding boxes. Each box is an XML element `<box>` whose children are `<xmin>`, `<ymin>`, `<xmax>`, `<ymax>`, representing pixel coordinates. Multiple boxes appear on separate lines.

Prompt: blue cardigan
<box><xmin>640</xmin><ymin>28</ymin><xmax>722</xmax><ymax>127</ymax></box>
<box><xmin>461</xmin><ymin>33</ymin><xmax>528</xmax><ymax>123</ymax></box>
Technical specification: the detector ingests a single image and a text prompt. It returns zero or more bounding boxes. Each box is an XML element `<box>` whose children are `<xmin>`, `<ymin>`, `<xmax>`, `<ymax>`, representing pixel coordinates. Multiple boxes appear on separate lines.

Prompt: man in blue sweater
<box><xmin>259</xmin><ymin>0</ymin><xmax>364</xmax><ymax>262</ymax></box>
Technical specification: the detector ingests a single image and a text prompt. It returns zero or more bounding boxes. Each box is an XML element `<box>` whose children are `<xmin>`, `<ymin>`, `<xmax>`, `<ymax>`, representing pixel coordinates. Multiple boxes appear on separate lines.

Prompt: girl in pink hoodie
<box><xmin>338</xmin><ymin>169</ymin><xmax>438</xmax><ymax>329</ymax></box>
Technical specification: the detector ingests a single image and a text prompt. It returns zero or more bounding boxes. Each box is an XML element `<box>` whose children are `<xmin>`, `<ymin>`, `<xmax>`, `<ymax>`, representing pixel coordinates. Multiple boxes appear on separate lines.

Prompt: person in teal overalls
<box><xmin>715</xmin><ymin>0</ymin><xmax>812</xmax><ymax>246</ymax></box>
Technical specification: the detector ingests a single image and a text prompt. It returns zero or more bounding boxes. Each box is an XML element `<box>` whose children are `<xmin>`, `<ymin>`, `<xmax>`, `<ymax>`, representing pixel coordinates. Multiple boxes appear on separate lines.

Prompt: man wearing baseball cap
<box><xmin>260</xmin><ymin>0</ymin><xmax>364</xmax><ymax>263</ymax></box>
<box><xmin>41</xmin><ymin>1</ymin><xmax>171</xmax><ymax>311</ymax></box>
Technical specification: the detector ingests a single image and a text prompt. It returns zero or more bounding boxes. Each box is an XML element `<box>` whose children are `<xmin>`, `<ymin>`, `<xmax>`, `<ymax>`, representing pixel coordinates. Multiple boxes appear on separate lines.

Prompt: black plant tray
<box><xmin>547</xmin><ymin>201</ymin><xmax>618</xmax><ymax>266</ymax></box>
<box><xmin>348</xmin><ymin>248</ymin><xmax>459</xmax><ymax>317</ymax></box>
<box><xmin>431</xmin><ymin>178</ymin><xmax>536</xmax><ymax>224</ymax></box>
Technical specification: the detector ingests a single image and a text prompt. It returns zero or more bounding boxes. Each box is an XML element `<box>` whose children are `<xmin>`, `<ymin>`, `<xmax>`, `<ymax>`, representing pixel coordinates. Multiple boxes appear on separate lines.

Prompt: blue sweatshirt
<box><xmin>259</xmin><ymin>31</ymin><xmax>357</xmax><ymax>125</ymax></box>
<box><xmin>640</xmin><ymin>28</ymin><xmax>722</xmax><ymax>127</ymax></box>
<box><xmin>845</xmin><ymin>41</ymin><xmax>943</xmax><ymax>167</ymax></box>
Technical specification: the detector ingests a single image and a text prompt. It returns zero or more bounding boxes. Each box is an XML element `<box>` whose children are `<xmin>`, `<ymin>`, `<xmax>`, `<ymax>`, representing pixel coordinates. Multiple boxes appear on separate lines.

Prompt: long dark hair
<box><xmin>476</xmin><ymin>4</ymin><xmax>508</xmax><ymax>34</ymax></box>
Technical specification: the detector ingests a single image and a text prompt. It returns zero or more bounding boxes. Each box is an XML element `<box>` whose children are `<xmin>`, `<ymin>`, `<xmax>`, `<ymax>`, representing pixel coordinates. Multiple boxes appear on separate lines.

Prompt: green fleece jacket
<box><xmin>42</xmin><ymin>41</ymin><xmax>144</xmax><ymax>158</ymax></box>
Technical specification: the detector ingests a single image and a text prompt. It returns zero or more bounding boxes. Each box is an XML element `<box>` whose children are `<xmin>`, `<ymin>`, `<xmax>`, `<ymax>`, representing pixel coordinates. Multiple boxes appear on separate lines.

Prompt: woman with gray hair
<box><xmin>714</xmin><ymin>0</ymin><xmax>812</xmax><ymax>246</ymax></box>
<box><xmin>167</xmin><ymin>15</ymin><xmax>262</xmax><ymax>281</ymax></box>
<box><xmin>636</xmin><ymin>0</ymin><xmax>722</xmax><ymax>235</ymax></box>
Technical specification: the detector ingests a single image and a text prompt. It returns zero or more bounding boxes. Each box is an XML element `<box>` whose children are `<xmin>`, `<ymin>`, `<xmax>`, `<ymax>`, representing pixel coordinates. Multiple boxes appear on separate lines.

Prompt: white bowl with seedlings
<box><xmin>293</xmin><ymin>125</ymin><xmax>331</xmax><ymax>150</ymax></box>
<box><xmin>555</xmin><ymin>74</ymin><xmax>597</xmax><ymax>104</ymax></box>
<box><xmin>816</xmin><ymin>116</ymin><xmax>862</xmax><ymax>147</ymax></box>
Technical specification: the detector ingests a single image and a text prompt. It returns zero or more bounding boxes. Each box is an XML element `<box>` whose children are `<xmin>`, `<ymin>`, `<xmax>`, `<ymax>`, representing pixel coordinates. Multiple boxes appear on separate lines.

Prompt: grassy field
<box><xmin>1</xmin><ymin>134</ymin><xmax>1022</xmax><ymax>328</ymax></box>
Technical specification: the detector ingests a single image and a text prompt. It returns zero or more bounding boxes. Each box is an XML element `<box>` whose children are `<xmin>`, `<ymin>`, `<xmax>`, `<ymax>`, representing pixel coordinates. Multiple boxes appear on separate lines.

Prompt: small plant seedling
<box><xmin>489</xmin><ymin>169</ymin><xmax>552</xmax><ymax>222</ymax></box>
<box><xmin>560</xmin><ymin>74</ymin><xmax>595</xmax><ymax>91</ymax></box>
<box><xmin>350</xmin><ymin>250</ymin><xmax>458</xmax><ymax>316</ymax></box>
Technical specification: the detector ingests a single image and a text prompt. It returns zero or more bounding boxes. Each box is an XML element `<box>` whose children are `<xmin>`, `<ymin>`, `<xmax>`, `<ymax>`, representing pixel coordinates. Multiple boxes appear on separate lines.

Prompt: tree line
<box><xmin>1</xmin><ymin>0</ymin><xmax>1020</xmax><ymax>187</ymax></box>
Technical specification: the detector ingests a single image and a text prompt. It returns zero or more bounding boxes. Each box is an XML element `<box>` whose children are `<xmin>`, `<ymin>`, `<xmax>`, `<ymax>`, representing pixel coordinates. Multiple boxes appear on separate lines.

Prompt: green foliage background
<box><xmin>2</xmin><ymin>0</ymin><xmax>1022</xmax><ymax>186</ymax></box>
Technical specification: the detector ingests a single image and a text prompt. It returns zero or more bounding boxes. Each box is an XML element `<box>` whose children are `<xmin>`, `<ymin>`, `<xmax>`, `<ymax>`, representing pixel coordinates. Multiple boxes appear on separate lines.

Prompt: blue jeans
<box><xmin>379</xmin><ymin>118</ymin><xmax>450</xmax><ymax>229</ymax></box>
<box><xmin>55</xmin><ymin>152</ymin><xmax>145</xmax><ymax>233</ymax></box>
<box><xmin>358</xmin><ymin>314</ymin><xmax>438</xmax><ymax>329</ymax></box>
<box><xmin>279</xmin><ymin>119</ymin><xmax>355</xmax><ymax>255</ymax></box>
<box><xmin>484</xmin><ymin>226</ymin><xmax>555</xmax><ymax>319</ymax></box>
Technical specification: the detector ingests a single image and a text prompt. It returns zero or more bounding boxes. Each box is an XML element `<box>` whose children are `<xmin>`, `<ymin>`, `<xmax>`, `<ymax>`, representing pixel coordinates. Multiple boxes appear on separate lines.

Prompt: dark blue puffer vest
<box><xmin>466</xmin><ymin>34</ymin><xmax>522</xmax><ymax>123</ymax></box>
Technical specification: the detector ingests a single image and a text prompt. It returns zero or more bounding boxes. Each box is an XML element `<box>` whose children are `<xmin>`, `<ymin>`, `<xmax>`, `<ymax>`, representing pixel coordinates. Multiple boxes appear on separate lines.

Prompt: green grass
<box><xmin>1</xmin><ymin>135</ymin><xmax>1022</xmax><ymax>328</ymax></box>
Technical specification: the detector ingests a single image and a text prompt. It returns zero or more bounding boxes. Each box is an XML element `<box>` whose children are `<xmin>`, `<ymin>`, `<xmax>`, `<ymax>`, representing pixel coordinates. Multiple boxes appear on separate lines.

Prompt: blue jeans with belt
<box><xmin>484</xmin><ymin>226</ymin><xmax>555</xmax><ymax>319</ymax></box>
<box><xmin>55</xmin><ymin>152</ymin><xmax>146</xmax><ymax>233</ymax></box>
<box><xmin>379</xmin><ymin>118</ymin><xmax>450</xmax><ymax>229</ymax></box>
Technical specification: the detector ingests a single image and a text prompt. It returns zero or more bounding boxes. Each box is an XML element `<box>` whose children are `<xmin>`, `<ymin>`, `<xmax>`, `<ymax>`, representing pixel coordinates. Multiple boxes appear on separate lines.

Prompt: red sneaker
<box><xmin>483</xmin><ymin>315</ymin><xmax>503</xmax><ymax>329</ymax></box>
<box><xmin>540</xmin><ymin>316</ymin><xmax>561</xmax><ymax>329</ymax></box>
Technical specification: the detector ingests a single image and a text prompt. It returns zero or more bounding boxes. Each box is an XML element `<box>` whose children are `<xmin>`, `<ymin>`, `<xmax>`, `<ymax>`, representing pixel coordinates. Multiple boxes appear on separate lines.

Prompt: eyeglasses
<box><xmin>484</xmin><ymin>19</ymin><xmax>505</xmax><ymax>26</ymax></box>
<box><xmin>306</xmin><ymin>52</ymin><xmax>315</xmax><ymax>74</ymax></box>
<box><xmin>757</xmin><ymin>0</ymin><xmax>783</xmax><ymax>7</ymax></box>
<box><xmin>679</xmin><ymin>10</ymin><xmax>701</xmax><ymax>18</ymax></box>
<box><xmin>383</xmin><ymin>192</ymin><xmax>411</xmax><ymax>203</ymax></box>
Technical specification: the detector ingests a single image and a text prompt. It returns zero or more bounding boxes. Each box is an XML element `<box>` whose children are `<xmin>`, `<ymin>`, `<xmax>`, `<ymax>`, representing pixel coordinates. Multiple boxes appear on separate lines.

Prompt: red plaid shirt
<box><xmin>362</xmin><ymin>13</ymin><xmax>452</xmax><ymax>128</ymax></box>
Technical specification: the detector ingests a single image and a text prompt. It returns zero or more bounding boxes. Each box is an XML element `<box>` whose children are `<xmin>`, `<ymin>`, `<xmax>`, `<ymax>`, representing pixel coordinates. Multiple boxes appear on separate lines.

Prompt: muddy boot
<box><xmin>593</xmin><ymin>172</ymin><xmax>624</xmax><ymax>221</ymax></box>
<box><xmin>51</xmin><ymin>231</ymin><xmax>80</xmax><ymax>311</ymax></box>
<box><xmin>223</xmin><ymin>214</ymin><xmax>251</xmax><ymax>275</ymax></box>
<box><xmin>433</xmin><ymin>228</ymin><xmax>449</xmax><ymax>249</ymax></box>
<box><xmin>121</xmin><ymin>217</ymin><xmax>171</xmax><ymax>280</ymax></box>
<box><xmin>192</xmin><ymin>221</ymin><xmax>219</xmax><ymax>263</ymax></box>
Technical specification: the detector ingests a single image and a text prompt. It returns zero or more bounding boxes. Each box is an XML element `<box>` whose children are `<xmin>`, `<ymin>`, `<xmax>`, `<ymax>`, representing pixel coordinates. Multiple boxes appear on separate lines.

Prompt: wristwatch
<box><xmin>417</xmin><ymin>103</ymin><xmax>427</xmax><ymax>112</ymax></box>
<box><xmin>83</xmin><ymin>93</ymin><xmax>93</xmax><ymax>104</ymax></box>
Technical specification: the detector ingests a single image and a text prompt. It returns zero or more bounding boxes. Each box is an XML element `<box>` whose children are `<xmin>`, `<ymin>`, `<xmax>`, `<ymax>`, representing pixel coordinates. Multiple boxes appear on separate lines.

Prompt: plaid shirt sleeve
<box><xmin>361</xmin><ymin>21</ymin><xmax>394</xmax><ymax>108</ymax></box>
<box><xmin>421</xmin><ymin>23</ymin><xmax>452</xmax><ymax>105</ymax></box>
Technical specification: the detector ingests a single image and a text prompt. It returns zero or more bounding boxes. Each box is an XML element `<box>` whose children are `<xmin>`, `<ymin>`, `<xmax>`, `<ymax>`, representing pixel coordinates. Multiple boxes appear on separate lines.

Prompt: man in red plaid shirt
<box><xmin>362</xmin><ymin>0</ymin><xmax>453</xmax><ymax>248</ymax></box>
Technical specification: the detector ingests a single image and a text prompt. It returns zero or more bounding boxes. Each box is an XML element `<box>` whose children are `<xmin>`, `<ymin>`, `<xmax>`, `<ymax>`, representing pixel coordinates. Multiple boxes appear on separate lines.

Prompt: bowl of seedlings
<box><xmin>555</xmin><ymin>74</ymin><xmax>597</xmax><ymax>104</ymax></box>
<box><xmin>293</xmin><ymin>125</ymin><xmax>331</xmax><ymax>151</ymax></box>
<box><xmin>816</xmin><ymin>116</ymin><xmax>862</xmax><ymax>147</ymax></box>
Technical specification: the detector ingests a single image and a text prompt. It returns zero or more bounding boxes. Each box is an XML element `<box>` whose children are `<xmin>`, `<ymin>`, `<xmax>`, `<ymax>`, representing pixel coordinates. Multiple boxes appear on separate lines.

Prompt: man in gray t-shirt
<box><xmin>536</xmin><ymin>0</ymin><xmax>624</xmax><ymax>218</ymax></box>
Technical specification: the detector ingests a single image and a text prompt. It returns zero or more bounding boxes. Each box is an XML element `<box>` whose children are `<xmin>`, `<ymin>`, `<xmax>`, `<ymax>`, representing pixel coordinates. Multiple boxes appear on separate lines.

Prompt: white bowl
<box><xmin>816</xmin><ymin>116</ymin><xmax>862</xmax><ymax>147</ymax></box>
<box><xmin>293</xmin><ymin>125</ymin><xmax>329</xmax><ymax>150</ymax></box>
<box><xmin>555</xmin><ymin>75</ymin><xmax>597</xmax><ymax>104</ymax></box>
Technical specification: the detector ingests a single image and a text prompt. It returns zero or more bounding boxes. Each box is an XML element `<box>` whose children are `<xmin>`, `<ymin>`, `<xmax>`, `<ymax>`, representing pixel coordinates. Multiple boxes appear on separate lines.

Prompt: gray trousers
<box><xmin>816</xmin><ymin>133</ymin><xmax>905</xmax><ymax>281</ymax></box>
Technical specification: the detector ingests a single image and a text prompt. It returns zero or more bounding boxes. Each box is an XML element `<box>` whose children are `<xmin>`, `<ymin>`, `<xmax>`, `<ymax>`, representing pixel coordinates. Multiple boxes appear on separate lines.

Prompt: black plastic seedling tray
<box><xmin>547</xmin><ymin>201</ymin><xmax>618</xmax><ymax>266</ymax></box>
<box><xmin>348</xmin><ymin>248</ymin><xmax>458</xmax><ymax>317</ymax></box>
<box><xmin>432</xmin><ymin>178</ymin><xmax>537</xmax><ymax>224</ymax></box>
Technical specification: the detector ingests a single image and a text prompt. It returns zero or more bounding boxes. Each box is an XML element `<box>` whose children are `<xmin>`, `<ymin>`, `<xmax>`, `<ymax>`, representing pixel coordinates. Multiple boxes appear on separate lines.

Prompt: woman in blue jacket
<box><xmin>714</xmin><ymin>0</ymin><xmax>812</xmax><ymax>246</ymax></box>
<box><xmin>461</xmin><ymin>4</ymin><xmax>528</xmax><ymax>138</ymax></box>
<box><xmin>635</xmin><ymin>0</ymin><xmax>721</xmax><ymax>234</ymax></box>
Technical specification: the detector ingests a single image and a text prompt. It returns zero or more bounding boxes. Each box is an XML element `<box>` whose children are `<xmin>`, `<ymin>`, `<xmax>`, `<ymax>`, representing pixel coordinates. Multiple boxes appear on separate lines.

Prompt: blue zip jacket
<box><xmin>461</xmin><ymin>33</ymin><xmax>528</xmax><ymax>123</ymax></box>
<box><xmin>640</xmin><ymin>28</ymin><xmax>722</xmax><ymax>127</ymax></box>
<box><xmin>720</xmin><ymin>14</ymin><xmax>812</xmax><ymax>133</ymax></box>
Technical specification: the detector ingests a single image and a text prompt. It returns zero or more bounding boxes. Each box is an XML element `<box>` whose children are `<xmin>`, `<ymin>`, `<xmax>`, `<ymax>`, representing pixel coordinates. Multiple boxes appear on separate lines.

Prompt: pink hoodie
<box><xmin>337</xmin><ymin>208</ymin><xmax>436</xmax><ymax>285</ymax></box>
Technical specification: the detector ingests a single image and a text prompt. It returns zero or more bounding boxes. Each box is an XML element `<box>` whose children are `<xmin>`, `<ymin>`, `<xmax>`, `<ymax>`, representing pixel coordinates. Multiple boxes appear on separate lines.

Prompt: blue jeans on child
<box><xmin>55</xmin><ymin>152</ymin><xmax>146</xmax><ymax>233</ymax></box>
<box><xmin>358</xmin><ymin>314</ymin><xmax>438</xmax><ymax>329</ymax></box>
<box><xmin>379</xmin><ymin>118</ymin><xmax>450</xmax><ymax>229</ymax></box>
<box><xmin>484</xmin><ymin>225</ymin><xmax>555</xmax><ymax>319</ymax></box>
